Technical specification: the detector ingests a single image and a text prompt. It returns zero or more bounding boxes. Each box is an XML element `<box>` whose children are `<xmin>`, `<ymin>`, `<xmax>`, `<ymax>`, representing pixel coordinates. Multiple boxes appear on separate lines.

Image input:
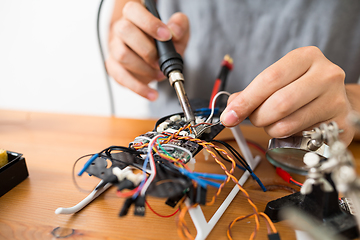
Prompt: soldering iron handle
<box><xmin>144</xmin><ymin>0</ymin><xmax>183</xmax><ymax>77</ymax></box>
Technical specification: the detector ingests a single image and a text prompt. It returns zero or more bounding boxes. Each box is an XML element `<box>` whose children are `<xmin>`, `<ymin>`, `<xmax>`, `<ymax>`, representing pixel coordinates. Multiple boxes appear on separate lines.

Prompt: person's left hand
<box><xmin>220</xmin><ymin>46</ymin><xmax>355</xmax><ymax>145</ymax></box>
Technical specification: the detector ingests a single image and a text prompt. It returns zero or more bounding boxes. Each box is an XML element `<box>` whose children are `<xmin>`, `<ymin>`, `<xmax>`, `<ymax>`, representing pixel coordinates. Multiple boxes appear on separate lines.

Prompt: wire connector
<box><xmin>119</xmin><ymin>197</ymin><xmax>135</xmax><ymax>217</ymax></box>
<box><xmin>134</xmin><ymin>195</ymin><xmax>146</xmax><ymax>216</ymax></box>
<box><xmin>268</xmin><ymin>232</ymin><xmax>281</xmax><ymax>240</ymax></box>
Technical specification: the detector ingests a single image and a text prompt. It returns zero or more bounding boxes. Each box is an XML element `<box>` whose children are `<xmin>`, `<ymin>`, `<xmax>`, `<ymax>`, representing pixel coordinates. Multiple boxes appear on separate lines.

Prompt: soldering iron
<box><xmin>144</xmin><ymin>0</ymin><xmax>195</xmax><ymax>124</ymax></box>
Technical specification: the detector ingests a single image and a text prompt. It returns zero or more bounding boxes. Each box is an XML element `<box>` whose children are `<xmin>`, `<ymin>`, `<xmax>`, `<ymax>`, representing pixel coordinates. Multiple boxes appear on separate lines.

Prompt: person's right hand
<box><xmin>106</xmin><ymin>1</ymin><xmax>190</xmax><ymax>101</ymax></box>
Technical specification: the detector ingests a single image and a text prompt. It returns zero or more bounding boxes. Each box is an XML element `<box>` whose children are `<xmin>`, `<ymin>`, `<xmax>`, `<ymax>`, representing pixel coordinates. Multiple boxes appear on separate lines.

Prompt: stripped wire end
<box><xmin>222</xmin><ymin>54</ymin><xmax>234</xmax><ymax>70</ymax></box>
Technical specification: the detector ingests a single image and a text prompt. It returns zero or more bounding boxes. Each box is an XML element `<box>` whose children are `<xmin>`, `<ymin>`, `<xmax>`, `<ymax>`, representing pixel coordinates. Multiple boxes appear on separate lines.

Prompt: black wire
<box><xmin>212</xmin><ymin>144</ymin><xmax>250</xmax><ymax>172</ymax></box>
<box><xmin>212</xmin><ymin>140</ymin><xmax>253</xmax><ymax>173</ymax></box>
<box><xmin>97</xmin><ymin>0</ymin><xmax>115</xmax><ymax>116</ymax></box>
<box><xmin>72</xmin><ymin>153</ymin><xmax>97</xmax><ymax>193</ymax></box>
<box><xmin>103</xmin><ymin>145</ymin><xmax>140</xmax><ymax>157</ymax></box>
<box><xmin>72</xmin><ymin>146</ymin><xmax>142</xmax><ymax>192</ymax></box>
<box><xmin>99</xmin><ymin>153</ymin><xmax>144</xmax><ymax>172</ymax></box>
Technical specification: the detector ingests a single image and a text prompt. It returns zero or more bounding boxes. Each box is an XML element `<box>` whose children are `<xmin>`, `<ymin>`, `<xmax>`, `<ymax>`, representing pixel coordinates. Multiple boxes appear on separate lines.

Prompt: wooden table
<box><xmin>0</xmin><ymin>109</ymin><xmax>359</xmax><ymax>240</ymax></box>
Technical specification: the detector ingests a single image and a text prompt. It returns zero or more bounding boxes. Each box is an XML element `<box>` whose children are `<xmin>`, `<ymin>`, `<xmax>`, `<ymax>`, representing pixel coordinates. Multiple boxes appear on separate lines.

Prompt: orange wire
<box><xmin>134</xmin><ymin>124</ymin><xmax>277</xmax><ymax>239</ymax></box>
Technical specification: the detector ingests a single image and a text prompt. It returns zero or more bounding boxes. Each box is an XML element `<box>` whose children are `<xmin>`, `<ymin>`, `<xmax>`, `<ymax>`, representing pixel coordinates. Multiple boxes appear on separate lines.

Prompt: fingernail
<box><xmin>147</xmin><ymin>91</ymin><xmax>158</xmax><ymax>101</ymax></box>
<box><xmin>168</xmin><ymin>23</ymin><xmax>183</xmax><ymax>39</ymax></box>
<box><xmin>220</xmin><ymin>109</ymin><xmax>240</xmax><ymax>127</ymax></box>
<box><xmin>157</xmin><ymin>26</ymin><xmax>171</xmax><ymax>40</ymax></box>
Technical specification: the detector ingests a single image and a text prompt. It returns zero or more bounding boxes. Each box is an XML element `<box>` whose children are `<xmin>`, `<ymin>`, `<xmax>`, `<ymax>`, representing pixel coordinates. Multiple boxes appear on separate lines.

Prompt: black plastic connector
<box><xmin>165</xmin><ymin>192</ymin><xmax>185</xmax><ymax>208</ymax></box>
<box><xmin>119</xmin><ymin>197</ymin><xmax>135</xmax><ymax>217</ymax></box>
<box><xmin>268</xmin><ymin>233</ymin><xmax>281</xmax><ymax>240</ymax></box>
<box><xmin>134</xmin><ymin>195</ymin><xmax>146</xmax><ymax>216</ymax></box>
<box><xmin>196</xmin><ymin>185</ymin><xmax>207</xmax><ymax>205</ymax></box>
<box><xmin>117</xmin><ymin>179</ymin><xmax>135</xmax><ymax>191</ymax></box>
<box><xmin>95</xmin><ymin>174</ymin><xmax>118</xmax><ymax>190</ymax></box>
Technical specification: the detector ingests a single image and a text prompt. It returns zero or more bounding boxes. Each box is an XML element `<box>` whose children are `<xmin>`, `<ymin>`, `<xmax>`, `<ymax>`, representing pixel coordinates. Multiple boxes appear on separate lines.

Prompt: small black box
<box><xmin>0</xmin><ymin>151</ymin><xmax>29</xmax><ymax>197</ymax></box>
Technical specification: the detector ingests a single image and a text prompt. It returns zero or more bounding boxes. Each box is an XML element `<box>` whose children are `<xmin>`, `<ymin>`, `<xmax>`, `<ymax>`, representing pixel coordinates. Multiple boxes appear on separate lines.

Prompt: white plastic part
<box><xmin>202</xmin><ymin>149</ymin><xmax>210</xmax><ymax>161</ymax></box>
<box><xmin>157</xmin><ymin>122</ymin><xmax>169</xmax><ymax>132</ymax></box>
<box><xmin>301</xmin><ymin>179</ymin><xmax>315</xmax><ymax>195</ymax></box>
<box><xmin>179</xmin><ymin>131</ymin><xmax>189</xmax><ymax>136</ymax></box>
<box><xmin>126</xmin><ymin>172</ymin><xmax>144</xmax><ymax>186</ymax></box>
<box><xmin>187</xmin><ymin>125</ymin><xmax>260</xmax><ymax>240</ymax></box>
<box><xmin>112</xmin><ymin>166</ymin><xmax>132</xmax><ymax>182</ymax></box>
<box><xmin>170</xmin><ymin>115</ymin><xmax>181</xmax><ymax>122</ymax></box>
<box><xmin>303</xmin><ymin>152</ymin><xmax>320</xmax><ymax>168</ymax></box>
<box><xmin>195</xmin><ymin>117</ymin><xmax>205</xmax><ymax>124</ymax></box>
<box><xmin>55</xmin><ymin>180</ymin><xmax>111</xmax><ymax>214</ymax></box>
<box><xmin>188</xmin><ymin>158</ymin><xmax>196</xmax><ymax>171</ymax></box>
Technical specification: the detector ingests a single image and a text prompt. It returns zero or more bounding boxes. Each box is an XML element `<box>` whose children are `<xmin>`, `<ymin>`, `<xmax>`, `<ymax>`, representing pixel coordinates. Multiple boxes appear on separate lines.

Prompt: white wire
<box><xmin>206</xmin><ymin>91</ymin><xmax>231</xmax><ymax>123</ymax></box>
<box><xmin>140</xmin><ymin>135</ymin><xmax>162</xmax><ymax>196</ymax></box>
<box><xmin>162</xmin><ymin>144</ymin><xmax>193</xmax><ymax>162</ymax></box>
<box><xmin>55</xmin><ymin>180</ymin><xmax>111</xmax><ymax>214</ymax></box>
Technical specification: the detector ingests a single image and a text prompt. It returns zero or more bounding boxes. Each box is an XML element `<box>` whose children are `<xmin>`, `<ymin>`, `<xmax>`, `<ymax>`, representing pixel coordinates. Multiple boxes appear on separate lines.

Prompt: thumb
<box><xmin>167</xmin><ymin>12</ymin><xmax>190</xmax><ymax>55</ymax></box>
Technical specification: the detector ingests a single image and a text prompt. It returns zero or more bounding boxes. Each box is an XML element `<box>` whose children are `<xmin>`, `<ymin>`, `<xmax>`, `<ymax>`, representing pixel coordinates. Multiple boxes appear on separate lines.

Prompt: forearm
<box><xmin>346</xmin><ymin>83</ymin><xmax>360</xmax><ymax>140</ymax></box>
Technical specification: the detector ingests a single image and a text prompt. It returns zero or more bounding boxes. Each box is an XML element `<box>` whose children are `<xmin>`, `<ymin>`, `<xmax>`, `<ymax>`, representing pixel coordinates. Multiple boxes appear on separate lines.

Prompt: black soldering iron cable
<box><xmin>97</xmin><ymin>0</ymin><xmax>115</xmax><ymax>116</ymax></box>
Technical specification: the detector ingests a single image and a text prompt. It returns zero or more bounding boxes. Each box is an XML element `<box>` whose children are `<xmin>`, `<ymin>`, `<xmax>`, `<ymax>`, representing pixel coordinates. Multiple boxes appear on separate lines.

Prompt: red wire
<box><xmin>209</xmin><ymin>79</ymin><xmax>222</xmax><ymax>109</ymax></box>
<box><xmin>145</xmin><ymin>200</ymin><xmax>179</xmax><ymax>218</ymax></box>
<box><xmin>290</xmin><ymin>179</ymin><xmax>303</xmax><ymax>186</ymax></box>
<box><xmin>247</xmin><ymin>140</ymin><xmax>304</xmax><ymax>188</ymax></box>
<box><xmin>246</xmin><ymin>140</ymin><xmax>266</xmax><ymax>155</ymax></box>
<box><xmin>116</xmin><ymin>185</ymin><xmax>141</xmax><ymax>198</ymax></box>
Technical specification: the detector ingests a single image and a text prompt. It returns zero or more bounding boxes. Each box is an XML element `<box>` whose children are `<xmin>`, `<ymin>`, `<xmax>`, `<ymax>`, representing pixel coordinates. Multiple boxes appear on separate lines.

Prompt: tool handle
<box><xmin>144</xmin><ymin>0</ymin><xmax>183</xmax><ymax>77</ymax></box>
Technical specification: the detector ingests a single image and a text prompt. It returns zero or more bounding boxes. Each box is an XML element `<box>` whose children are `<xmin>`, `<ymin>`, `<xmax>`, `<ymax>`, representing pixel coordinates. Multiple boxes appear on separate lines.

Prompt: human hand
<box><xmin>106</xmin><ymin>2</ymin><xmax>190</xmax><ymax>101</ymax></box>
<box><xmin>220</xmin><ymin>46</ymin><xmax>355</xmax><ymax>145</ymax></box>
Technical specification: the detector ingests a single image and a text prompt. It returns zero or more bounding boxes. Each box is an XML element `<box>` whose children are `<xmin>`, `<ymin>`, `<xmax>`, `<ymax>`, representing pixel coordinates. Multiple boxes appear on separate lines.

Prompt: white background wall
<box><xmin>0</xmin><ymin>0</ymin><xmax>149</xmax><ymax>118</ymax></box>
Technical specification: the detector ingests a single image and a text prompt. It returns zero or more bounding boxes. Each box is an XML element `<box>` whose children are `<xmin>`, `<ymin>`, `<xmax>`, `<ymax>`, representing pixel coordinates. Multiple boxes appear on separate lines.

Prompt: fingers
<box><xmin>113</xmin><ymin>18</ymin><xmax>160</xmax><ymax>68</ymax></box>
<box><xmin>107</xmin><ymin>1</ymin><xmax>174</xmax><ymax>101</ymax></box>
<box><xmin>122</xmin><ymin>2</ymin><xmax>172</xmax><ymax>41</ymax></box>
<box><xmin>263</xmin><ymin>88</ymin><xmax>354</xmax><ymax>145</ymax></box>
<box><xmin>106</xmin><ymin>56</ymin><xmax>158</xmax><ymax>101</ymax></box>
<box><xmin>264</xmin><ymin>89</ymin><xmax>345</xmax><ymax>138</ymax></box>
<box><xmin>108</xmin><ymin>2</ymin><xmax>190</xmax><ymax>101</ymax></box>
<box><xmin>167</xmin><ymin>12</ymin><xmax>190</xmax><ymax>55</ymax></box>
<box><xmin>109</xmin><ymin>36</ymin><xmax>164</xmax><ymax>80</ymax></box>
<box><xmin>220</xmin><ymin>46</ymin><xmax>320</xmax><ymax>127</ymax></box>
<box><xmin>249</xmin><ymin>66</ymin><xmax>325</xmax><ymax>127</ymax></box>
<box><xmin>219</xmin><ymin>46</ymin><xmax>354</xmax><ymax>144</ymax></box>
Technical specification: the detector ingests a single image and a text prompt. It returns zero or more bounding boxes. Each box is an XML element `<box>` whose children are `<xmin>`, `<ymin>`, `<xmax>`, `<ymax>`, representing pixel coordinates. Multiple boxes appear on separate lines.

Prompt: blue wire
<box><xmin>195</xmin><ymin>107</ymin><xmax>219</xmax><ymax>116</ymax></box>
<box><xmin>177</xmin><ymin>169</ymin><xmax>223</xmax><ymax>188</ymax></box>
<box><xmin>250</xmin><ymin>172</ymin><xmax>267</xmax><ymax>192</ymax></box>
<box><xmin>235</xmin><ymin>163</ymin><xmax>267</xmax><ymax>192</ymax></box>
<box><xmin>236</xmin><ymin>164</ymin><xmax>246</xmax><ymax>171</ymax></box>
<box><xmin>77</xmin><ymin>153</ymin><xmax>99</xmax><ymax>176</ymax></box>
<box><xmin>192</xmin><ymin>172</ymin><xmax>228</xmax><ymax>181</ymax></box>
<box><xmin>132</xmin><ymin>153</ymin><xmax>150</xmax><ymax>199</ymax></box>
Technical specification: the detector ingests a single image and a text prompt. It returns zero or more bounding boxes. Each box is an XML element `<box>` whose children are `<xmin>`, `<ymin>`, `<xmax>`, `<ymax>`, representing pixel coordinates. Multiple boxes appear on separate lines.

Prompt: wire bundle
<box><xmin>172</xmin><ymin>133</ymin><xmax>277</xmax><ymax>239</ymax></box>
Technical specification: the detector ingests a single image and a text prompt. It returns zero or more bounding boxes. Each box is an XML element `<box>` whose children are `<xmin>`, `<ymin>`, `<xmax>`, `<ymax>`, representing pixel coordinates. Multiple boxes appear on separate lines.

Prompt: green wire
<box><xmin>156</xmin><ymin>138</ymin><xmax>190</xmax><ymax>161</ymax></box>
<box><xmin>156</xmin><ymin>138</ymin><xmax>174</xmax><ymax>158</ymax></box>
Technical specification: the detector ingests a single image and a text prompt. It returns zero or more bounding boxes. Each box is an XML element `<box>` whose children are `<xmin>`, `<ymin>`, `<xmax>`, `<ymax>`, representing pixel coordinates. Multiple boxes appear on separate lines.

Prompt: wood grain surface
<box><xmin>0</xmin><ymin>109</ymin><xmax>359</xmax><ymax>240</ymax></box>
